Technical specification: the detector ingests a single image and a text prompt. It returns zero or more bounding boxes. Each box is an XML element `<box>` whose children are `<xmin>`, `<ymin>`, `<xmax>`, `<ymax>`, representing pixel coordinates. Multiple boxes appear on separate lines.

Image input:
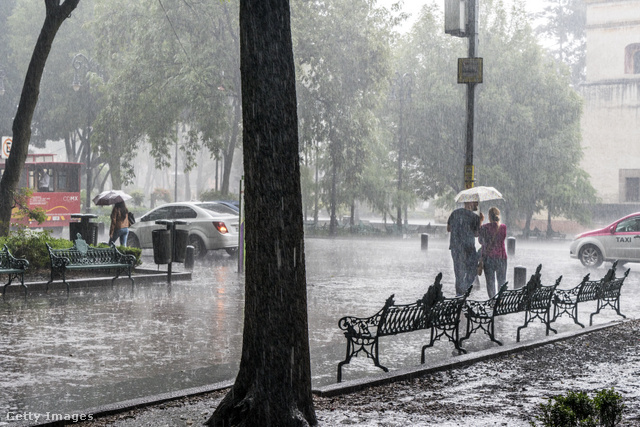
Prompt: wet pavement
<box><xmin>0</xmin><ymin>236</ymin><xmax>637</xmax><ymax>424</ymax></box>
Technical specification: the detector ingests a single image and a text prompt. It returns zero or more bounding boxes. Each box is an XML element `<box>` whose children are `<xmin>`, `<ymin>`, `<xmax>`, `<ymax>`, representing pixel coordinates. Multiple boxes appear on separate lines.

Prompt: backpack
<box><xmin>127</xmin><ymin>211</ymin><xmax>135</xmax><ymax>225</ymax></box>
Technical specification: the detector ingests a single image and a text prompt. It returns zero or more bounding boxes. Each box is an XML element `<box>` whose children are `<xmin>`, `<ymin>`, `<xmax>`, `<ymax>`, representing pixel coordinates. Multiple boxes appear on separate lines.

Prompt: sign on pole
<box><xmin>1</xmin><ymin>136</ymin><xmax>12</xmax><ymax>159</ymax></box>
<box><xmin>458</xmin><ymin>58</ymin><xmax>483</xmax><ymax>84</ymax></box>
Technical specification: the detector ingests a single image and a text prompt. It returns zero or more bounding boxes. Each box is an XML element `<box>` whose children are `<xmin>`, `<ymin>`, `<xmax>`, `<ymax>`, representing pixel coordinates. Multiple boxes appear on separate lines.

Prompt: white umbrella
<box><xmin>454</xmin><ymin>186</ymin><xmax>503</xmax><ymax>203</ymax></box>
<box><xmin>93</xmin><ymin>190</ymin><xmax>133</xmax><ymax>206</ymax></box>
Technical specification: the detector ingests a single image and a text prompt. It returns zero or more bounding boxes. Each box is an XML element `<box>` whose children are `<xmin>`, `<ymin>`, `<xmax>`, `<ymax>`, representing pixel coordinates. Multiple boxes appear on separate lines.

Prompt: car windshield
<box><xmin>196</xmin><ymin>202</ymin><xmax>238</xmax><ymax>216</ymax></box>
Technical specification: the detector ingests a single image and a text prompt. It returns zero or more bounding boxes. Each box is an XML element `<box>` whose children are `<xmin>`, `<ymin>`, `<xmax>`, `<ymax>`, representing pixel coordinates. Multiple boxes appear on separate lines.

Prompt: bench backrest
<box><xmin>599</xmin><ymin>267</ymin><xmax>630</xmax><ymax>299</ymax></box>
<box><xmin>527</xmin><ymin>276</ymin><xmax>561</xmax><ymax>310</ymax></box>
<box><xmin>494</xmin><ymin>264</ymin><xmax>542</xmax><ymax>315</ymax></box>
<box><xmin>378</xmin><ymin>274</ymin><xmax>446</xmax><ymax>336</ymax></box>
<box><xmin>378</xmin><ymin>300</ymin><xmax>426</xmax><ymax>336</ymax></box>
<box><xmin>427</xmin><ymin>286</ymin><xmax>471</xmax><ymax>328</ymax></box>
<box><xmin>48</xmin><ymin>234</ymin><xmax>122</xmax><ymax>265</ymax></box>
<box><xmin>576</xmin><ymin>277</ymin><xmax>603</xmax><ymax>303</ymax></box>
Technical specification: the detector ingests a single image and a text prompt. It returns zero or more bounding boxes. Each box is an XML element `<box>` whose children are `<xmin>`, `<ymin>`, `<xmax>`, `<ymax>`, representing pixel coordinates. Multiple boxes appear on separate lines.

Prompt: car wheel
<box><xmin>188</xmin><ymin>235</ymin><xmax>207</xmax><ymax>259</ymax></box>
<box><xmin>127</xmin><ymin>233</ymin><xmax>140</xmax><ymax>249</ymax></box>
<box><xmin>225</xmin><ymin>247</ymin><xmax>238</xmax><ymax>257</ymax></box>
<box><xmin>579</xmin><ymin>244</ymin><xmax>603</xmax><ymax>268</ymax></box>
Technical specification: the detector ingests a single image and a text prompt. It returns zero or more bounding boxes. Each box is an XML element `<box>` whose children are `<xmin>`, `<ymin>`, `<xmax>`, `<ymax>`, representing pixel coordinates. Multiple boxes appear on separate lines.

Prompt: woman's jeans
<box><xmin>110</xmin><ymin>227</ymin><xmax>129</xmax><ymax>246</ymax></box>
<box><xmin>484</xmin><ymin>257</ymin><xmax>507</xmax><ymax>298</ymax></box>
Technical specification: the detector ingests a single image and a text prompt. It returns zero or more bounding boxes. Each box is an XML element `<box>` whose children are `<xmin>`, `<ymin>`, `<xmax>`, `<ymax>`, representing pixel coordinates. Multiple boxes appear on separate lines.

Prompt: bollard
<box><xmin>507</xmin><ymin>237</ymin><xmax>516</xmax><ymax>256</ymax></box>
<box><xmin>514</xmin><ymin>266</ymin><xmax>526</xmax><ymax>289</ymax></box>
<box><xmin>184</xmin><ymin>245</ymin><xmax>195</xmax><ymax>270</ymax></box>
<box><xmin>421</xmin><ymin>233</ymin><xmax>429</xmax><ymax>250</ymax></box>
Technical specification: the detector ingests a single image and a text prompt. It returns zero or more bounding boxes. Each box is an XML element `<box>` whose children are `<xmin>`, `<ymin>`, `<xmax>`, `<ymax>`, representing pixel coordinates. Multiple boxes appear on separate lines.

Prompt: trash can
<box><xmin>69</xmin><ymin>221</ymin><xmax>98</xmax><ymax>246</ymax></box>
<box><xmin>152</xmin><ymin>229</ymin><xmax>172</xmax><ymax>264</ymax></box>
<box><xmin>173</xmin><ymin>229</ymin><xmax>189</xmax><ymax>263</ymax></box>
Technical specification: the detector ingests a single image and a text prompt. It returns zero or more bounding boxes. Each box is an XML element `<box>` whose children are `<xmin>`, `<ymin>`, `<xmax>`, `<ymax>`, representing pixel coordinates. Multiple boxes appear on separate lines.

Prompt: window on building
<box><xmin>624</xmin><ymin>44</ymin><xmax>640</xmax><ymax>74</ymax></box>
<box><xmin>626</xmin><ymin>177</ymin><xmax>640</xmax><ymax>202</ymax></box>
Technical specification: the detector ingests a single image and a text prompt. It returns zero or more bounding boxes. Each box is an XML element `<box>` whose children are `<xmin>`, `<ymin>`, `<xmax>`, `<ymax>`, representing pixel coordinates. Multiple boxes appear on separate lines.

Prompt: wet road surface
<box><xmin>0</xmin><ymin>236</ymin><xmax>636</xmax><ymax>423</ymax></box>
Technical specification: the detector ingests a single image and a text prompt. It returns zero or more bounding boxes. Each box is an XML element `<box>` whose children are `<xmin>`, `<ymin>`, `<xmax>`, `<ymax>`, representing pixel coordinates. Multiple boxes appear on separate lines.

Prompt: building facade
<box><xmin>582</xmin><ymin>0</ymin><xmax>640</xmax><ymax>210</ymax></box>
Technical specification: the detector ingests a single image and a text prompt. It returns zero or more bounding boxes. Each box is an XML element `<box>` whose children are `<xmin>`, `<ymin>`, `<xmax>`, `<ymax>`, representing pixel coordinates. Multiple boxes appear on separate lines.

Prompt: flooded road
<box><xmin>0</xmin><ymin>236</ymin><xmax>636</xmax><ymax>422</ymax></box>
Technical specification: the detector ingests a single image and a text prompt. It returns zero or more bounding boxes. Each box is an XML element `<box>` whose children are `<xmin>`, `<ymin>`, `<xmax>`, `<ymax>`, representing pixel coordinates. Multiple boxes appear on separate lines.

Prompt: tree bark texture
<box><xmin>207</xmin><ymin>0</ymin><xmax>317</xmax><ymax>426</ymax></box>
<box><xmin>0</xmin><ymin>0</ymin><xmax>80</xmax><ymax>236</ymax></box>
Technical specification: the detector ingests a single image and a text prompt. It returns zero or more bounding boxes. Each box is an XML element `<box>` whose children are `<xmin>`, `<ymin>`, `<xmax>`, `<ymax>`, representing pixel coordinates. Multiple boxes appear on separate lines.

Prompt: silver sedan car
<box><xmin>127</xmin><ymin>201</ymin><xmax>239</xmax><ymax>259</ymax></box>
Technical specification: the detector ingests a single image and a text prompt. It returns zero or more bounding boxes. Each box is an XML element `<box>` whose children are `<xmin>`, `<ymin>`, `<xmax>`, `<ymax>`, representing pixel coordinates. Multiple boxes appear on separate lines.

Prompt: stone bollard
<box><xmin>514</xmin><ymin>266</ymin><xmax>526</xmax><ymax>289</ymax></box>
<box><xmin>184</xmin><ymin>245</ymin><xmax>195</xmax><ymax>270</ymax></box>
<box><xmin>421</xmin><ymin>233</ymin><xmax>429</xmax><ymax>250</ymax></box>
<box><xmin>507</xmin><ymin>237</ymin><xmax>516</xmax><ymax>256</ymax></box>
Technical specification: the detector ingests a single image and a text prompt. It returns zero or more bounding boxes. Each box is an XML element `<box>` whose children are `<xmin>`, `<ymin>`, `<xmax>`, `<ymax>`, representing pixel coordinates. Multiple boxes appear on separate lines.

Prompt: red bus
<box><xmin>0</xmin><ymin>154</ymin><xmax>82</xmax><ymax>230</ymax></box>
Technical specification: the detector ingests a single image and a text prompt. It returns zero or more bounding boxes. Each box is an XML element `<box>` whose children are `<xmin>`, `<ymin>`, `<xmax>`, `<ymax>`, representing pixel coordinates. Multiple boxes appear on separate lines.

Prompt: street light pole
<box><xmin>445</xmin><ymin>0</ymin><xmax>481</xmax><ymax>190</ymax></box>
<box><xmin>72</xmin><ymin>53</ymin><xmax>102</xmax><ymax>213</ymax></box>
<box><xmin>465</xmin><ymin>0</ymin><xmax>478</xmax><ymax>190</ymax></box>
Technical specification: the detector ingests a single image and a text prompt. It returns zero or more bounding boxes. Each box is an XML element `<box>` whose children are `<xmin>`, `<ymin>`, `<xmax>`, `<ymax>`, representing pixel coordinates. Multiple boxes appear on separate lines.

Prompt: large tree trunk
<box><xmin>206</xmin><ymin>0</ymin><xmax>317</xmax><ymax>425</ymax></box>
<box><xmin>0</xmin><ymin>0</ymin><xmax>80</xmax><ymax>236</ymax></box>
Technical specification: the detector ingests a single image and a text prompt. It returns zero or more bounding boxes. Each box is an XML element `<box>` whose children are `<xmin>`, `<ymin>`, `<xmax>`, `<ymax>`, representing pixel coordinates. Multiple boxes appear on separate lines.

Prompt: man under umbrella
<box><xmin>447</xmin><ymin>201</ymin><xmax>483</xmax><ymax>296</ymax></box>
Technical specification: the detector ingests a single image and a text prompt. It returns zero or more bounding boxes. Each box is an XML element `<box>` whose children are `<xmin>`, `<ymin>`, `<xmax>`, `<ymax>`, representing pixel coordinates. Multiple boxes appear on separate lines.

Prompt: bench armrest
<box><xmin>465</xmin><ymin>298</ymin><xmax>496</xmax><ymax>318</ymax></box>
<box><xmin>110</xmin><ymin>244</ymin><xmax>137</xmax><ymax>266</ymax></box>
<box><xmin>3</xmin><ymin>245</ymin><xmax>29</xmax><ymax>270</ymax></box>
<box><xmin>554</xmin><ymin>287</ymin><xmax>579</xmax><ymax>304</ymax></box>
<box><xmin>46</xmin><ymin>243</ymin><xmax>71</xmax><ymax>269</ymax></box>
<box><xmin>338</xmin><ymin>313</ymin><xmax>382</xmax><ymax>338</ymax></box>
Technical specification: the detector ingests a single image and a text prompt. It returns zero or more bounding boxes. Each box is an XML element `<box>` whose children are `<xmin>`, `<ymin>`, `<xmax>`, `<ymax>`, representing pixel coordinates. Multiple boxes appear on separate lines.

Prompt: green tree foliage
<box><xmin>293</xmin><ymin>0</ymin><xmax>394</xmax><ymax>234</ymax></box>
<box><xmin>535</xmin><ymin>0</ymin><xmax>586</xmax><ymax>85</ymax></box>
<box><xmin>392</xmin><ymin>3</ymin><xmax>464</xmax><ymax>201</ymax></box>
<box><xmin>394</xmin><ymin>0</ymin><xmax>596</xmax><ymax>229</ymax></box>
<box><xmin>91</xmin><ymin>0</ymin><xmax>241</xmax><ymax>193</ymax></box>
<box><xmin>0</xmin><ymin>0</ymin><xmax>80</xmax><ymax>237</ymax></box>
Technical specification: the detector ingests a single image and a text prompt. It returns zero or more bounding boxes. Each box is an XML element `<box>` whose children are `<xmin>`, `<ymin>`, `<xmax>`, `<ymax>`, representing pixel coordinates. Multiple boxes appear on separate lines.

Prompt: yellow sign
<box><xmin>458</xmin><ymin>58</ymin><xmax>483</xmax><ymax>84</ymax></box>
<box><xmin>464</xmin><ymin>165</ymin><xmax>474</xmax><ymax>189</ymax></box>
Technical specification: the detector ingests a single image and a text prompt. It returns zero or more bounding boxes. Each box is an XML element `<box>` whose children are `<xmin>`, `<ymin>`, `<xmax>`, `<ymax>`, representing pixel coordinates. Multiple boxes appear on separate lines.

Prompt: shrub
<box><xmin>0</xmin><ymin>228</ymin><xmax>142</xmax><ymax>271</ymax></box>
<box><xmin>152</xmin><ymin>188</ymin><xmax>172</xmax><ymax>203</ymax></box>
<box><xmin>129</xmin><ymin>189</ymin><xmax>145</xmax><ymax>206</ymax></box>
<box><xmin>199</xmin><ymin>188</ymin><xmax>238</xmax><ymax>202</ymax></box>
<box><xmin>533</xmin><ymin>388</ymin><xmax>624</xmax><ymax>427</ymax></box>
<box><xmin>594</xmin><ymin>388</ymin><xmax>625</xmax><ymax>427</ymax></box>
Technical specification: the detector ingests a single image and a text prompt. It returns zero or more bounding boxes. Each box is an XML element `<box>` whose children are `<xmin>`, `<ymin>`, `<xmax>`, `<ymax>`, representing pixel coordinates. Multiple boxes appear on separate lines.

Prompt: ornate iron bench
<box><xmin>461</xmin><ymin>265</ymin><xmax>560</xmax><ymax>346</ymax></box>
<box><xmin>591</xmin><ymin>264</ymin><xmax>629</xmax><ymax>325</ymax></box>
<box><xmin>552</xmin><ymin>261</ymin><xmax>629</xmax><ymax>327</ymax></box>
<box><xmin>336</xmin><ymin>273</ymin><xmax>471</xmax><ymax>382</ymax></box>
<box><xmin>0</xmin><ymin>245</ymin><xmax>29</xmax><ymax>297</ymax></box>
<box><xmin>518</xmin><ymin>273</ymin><xmax>561</xmax><ymax>341</ymax></box>
<box><xmin>46</xmin><ymin>234</ymin><xmax>136</xmax><ymax>293</ymax></box>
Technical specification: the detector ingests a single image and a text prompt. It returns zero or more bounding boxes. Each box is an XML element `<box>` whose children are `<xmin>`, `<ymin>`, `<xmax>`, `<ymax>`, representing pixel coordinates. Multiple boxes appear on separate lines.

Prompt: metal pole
<box><xmin>85</xmin><ymin>110</ymin><xmax>92</xmax><ymax>213</ymax></box>
<box><xmin>174</xmin><ymin>125</ymin><xmax>178</xmax><ymax>202</ymax></box>
<box><xmin>464</xmin><ymin>0</ymin><xmax>479</xmax><ymax>190</ymax></box>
